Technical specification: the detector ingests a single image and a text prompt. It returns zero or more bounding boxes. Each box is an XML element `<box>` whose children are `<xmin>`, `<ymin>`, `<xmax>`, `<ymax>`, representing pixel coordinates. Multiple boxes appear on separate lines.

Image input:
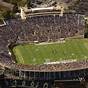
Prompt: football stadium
<box><xmin>0</xmin><ymin>0</ymin><xmax>88</xmax><ymax>88</ymax></box>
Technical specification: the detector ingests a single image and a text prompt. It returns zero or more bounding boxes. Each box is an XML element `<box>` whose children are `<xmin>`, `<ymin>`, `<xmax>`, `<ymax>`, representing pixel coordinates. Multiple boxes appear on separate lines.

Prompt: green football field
<box><xmin>13</xmin><ymin>39</ymin><xmax>88</xmax><ymax>65</ymax></box>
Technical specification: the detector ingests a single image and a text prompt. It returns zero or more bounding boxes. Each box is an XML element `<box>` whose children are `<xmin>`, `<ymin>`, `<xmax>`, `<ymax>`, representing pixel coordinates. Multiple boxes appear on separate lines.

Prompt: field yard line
<box><xmin>16</xmin><ymin>49</ymin><xmax>24</xmax><ymax>64</ymax></box>
<box><xmin>84</xmin><ymin>42</ymin><xmax>88</xmax><ymax>50</ymax></box>
<box><xmin>21</xmin><ymin>56</ymin><xmax>24</xmax><ymax>64</ymax></box>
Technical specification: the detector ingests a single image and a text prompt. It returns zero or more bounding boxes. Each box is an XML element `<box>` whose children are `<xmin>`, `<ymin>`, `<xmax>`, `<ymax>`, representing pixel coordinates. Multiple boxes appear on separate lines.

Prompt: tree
<box><xmin>4</xmin><ymin>0</ymin><xmax>27</xmax><ymax>7</ymax></box>
<box><xmin>0</xmin><ymin>0</ymin><xmax>28</xmax><ymax>19</ymax></box>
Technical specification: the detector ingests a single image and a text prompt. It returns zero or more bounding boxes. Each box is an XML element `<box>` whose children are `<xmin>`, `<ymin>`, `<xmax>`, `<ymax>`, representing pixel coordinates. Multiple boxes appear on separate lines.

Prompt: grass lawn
<box><xmin>13</xmin><ymin>39</ymin><xmax>88</xmax><ymax>65</ymax></box>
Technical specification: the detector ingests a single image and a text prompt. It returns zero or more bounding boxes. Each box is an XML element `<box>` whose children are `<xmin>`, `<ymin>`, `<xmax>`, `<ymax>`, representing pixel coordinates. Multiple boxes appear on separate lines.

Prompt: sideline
<box><xmin>35</xmin><ymin>40</ymin><xmax>66</xmax><ymax>45</ymax></box>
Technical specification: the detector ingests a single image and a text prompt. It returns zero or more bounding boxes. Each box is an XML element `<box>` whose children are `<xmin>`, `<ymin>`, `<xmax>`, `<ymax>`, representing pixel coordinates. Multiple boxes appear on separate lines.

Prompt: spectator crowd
<box><xmin>0</xmin><ymin>13</ymin><xmax>86</xmax><ymax>72</ymax></box>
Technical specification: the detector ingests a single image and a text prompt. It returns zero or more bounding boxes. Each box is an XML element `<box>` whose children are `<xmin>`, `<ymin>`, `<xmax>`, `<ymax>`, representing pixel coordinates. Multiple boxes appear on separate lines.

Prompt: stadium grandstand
<box><xmin>0</xmin><ymin>0</ymin><xmax>88</xmax><ymax>88</ymax></box>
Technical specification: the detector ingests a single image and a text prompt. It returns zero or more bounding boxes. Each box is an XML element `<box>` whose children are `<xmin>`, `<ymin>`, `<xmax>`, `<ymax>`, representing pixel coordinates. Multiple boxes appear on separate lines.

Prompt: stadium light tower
<box><xmin>55</xmin><ymin>2</ymin><xmax>68</xmax><ymax>16</ymax></box>
<box><xmin>20</xmin><ymin>7</ymin><xmax>27</xmax><ymax>20</ymax></box>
